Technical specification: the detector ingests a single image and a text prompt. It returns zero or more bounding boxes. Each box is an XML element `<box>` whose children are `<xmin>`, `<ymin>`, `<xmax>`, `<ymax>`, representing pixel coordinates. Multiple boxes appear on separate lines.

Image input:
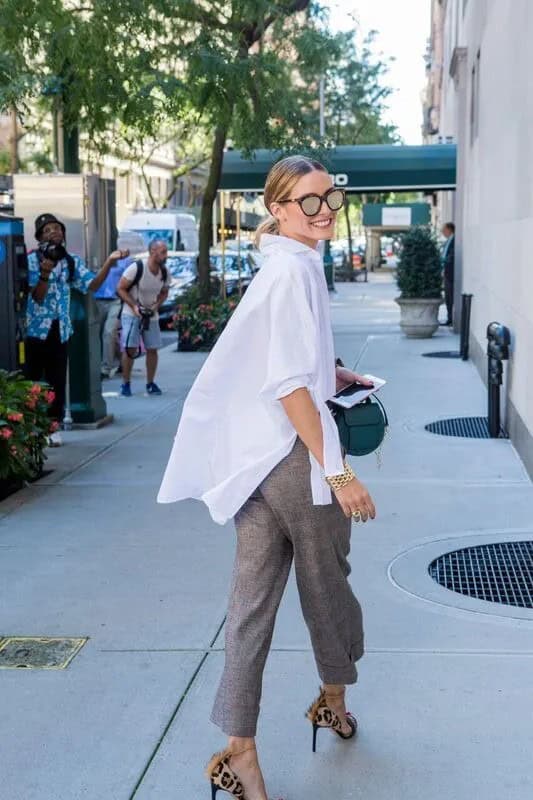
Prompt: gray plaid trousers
<box><xmin>211</xmin><ymin>438</ymin><xmax>364</xmax><ymax>737</ymax></box>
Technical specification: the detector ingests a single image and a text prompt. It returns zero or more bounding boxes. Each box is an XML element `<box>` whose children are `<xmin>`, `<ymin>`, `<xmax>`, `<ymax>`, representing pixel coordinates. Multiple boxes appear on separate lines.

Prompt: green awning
<box><xmin>220</xmin><ymin>144</ymin><xmax>456</xmax><ymax>192</ymax></box>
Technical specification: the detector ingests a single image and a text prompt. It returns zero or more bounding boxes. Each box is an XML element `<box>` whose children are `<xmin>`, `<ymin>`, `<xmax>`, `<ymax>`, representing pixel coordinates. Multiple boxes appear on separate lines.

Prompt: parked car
<box><xmin>209</xmin><ymin>253</ymin><xmax>254</xmax><ymax>295</ymax></box>
<box><xmin>157</xmin><ymin>251</ymin><xmax>255</xmax><ymax>325</ymax></box>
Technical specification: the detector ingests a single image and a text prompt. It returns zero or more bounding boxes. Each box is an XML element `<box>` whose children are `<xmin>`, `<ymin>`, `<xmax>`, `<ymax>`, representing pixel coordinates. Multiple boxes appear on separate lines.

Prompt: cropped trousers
<box><xmin>211</xmin><ymin>438</ymin><xmax>364</xmax><ymax>737</ymax></box>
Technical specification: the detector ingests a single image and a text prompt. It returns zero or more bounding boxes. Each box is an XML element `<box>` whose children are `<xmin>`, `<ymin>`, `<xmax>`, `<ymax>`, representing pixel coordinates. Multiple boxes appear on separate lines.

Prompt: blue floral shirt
<box><xmin>26</xmin><ymin>251</ymin><xmax>95</xmax><ymax>343</ymax></box>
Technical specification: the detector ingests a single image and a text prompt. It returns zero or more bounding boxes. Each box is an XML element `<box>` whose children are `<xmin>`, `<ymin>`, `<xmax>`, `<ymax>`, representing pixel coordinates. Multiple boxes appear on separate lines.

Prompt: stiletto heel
<box><xmin>206</xmin><ymin>747</ymin><xmax>246</xmax><ymax>798</ymax></box>
<box><xmin>312</xmin><ymin>722</ymin><xmax>319</xmax><ymax>753</ymax></box>
<box><xmin>306</xmin><ymin>686</ymin><xmax>357</xmax><ymax>753</ymax></box>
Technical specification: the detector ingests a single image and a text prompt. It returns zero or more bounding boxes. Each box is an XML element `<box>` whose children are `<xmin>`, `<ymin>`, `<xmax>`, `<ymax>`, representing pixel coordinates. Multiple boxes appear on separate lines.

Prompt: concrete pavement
<box><xmin>1</xmin><ymin>273</ymin><xmax>532</xmax><ymax>800</ymax></box>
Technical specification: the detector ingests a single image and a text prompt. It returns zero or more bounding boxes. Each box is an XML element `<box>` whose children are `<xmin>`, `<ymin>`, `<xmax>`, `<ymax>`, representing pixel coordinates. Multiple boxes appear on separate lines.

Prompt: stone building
<box><xmin>423</xmin><ymin>0</ymin><xmax>533</xmax><ymax>475</ymax></box>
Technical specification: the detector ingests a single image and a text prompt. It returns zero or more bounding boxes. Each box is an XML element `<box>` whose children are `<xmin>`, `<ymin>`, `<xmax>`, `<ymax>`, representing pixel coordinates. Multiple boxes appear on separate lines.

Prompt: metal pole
<box><xmin>460</xmin><ymin>293</ymin><xmax>472</xmax><ymax>360</ymax></box>
<box><xmin>63</xmin><ymin>358</ymin><xmax>73</xmax><ymax>431</ymax></box>
<box><xmin>319</xmin><ymin>77</ymin><xmax>325</xmax><ymax>138</ymax></box>
<box><xmin>236</xmin><ymin>194</ymin><xmax>242</xmax><ymax>297</ymax></box>
<box><xmin>220</xmin><ymin>190</ymin><xmax>226</xmax><ymax>300</ymax></box>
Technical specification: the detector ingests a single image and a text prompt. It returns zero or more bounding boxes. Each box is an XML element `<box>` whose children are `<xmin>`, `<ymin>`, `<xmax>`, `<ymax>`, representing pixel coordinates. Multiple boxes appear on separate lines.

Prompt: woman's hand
<box><xmin>334</xmin><ymin>476</ymin><xmax>376</xmax><ymax>521</ymax></box>
<box><xmin>335</xmin><ymin>366</ymin><xmax>374</xmax><ymax>393</ymax></box>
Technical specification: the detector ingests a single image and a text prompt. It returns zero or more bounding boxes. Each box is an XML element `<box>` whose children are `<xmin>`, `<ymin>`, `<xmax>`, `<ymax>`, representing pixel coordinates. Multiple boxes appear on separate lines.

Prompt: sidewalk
<box><xmin>1</xmin><ymin>273</ymin><xmax>532</xmax><ymax>800</ymax></box>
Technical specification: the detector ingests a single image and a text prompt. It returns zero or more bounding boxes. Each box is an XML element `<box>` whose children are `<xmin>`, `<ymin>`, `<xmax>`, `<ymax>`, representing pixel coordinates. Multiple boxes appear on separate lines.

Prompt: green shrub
<box><xmin>0</xmin><ymin>371</ymin><xmax>55</xmax><ymax>482</ymax></box>
<box><xmin>173</xmin><ymin>285</ymin><xmax>240</xmax><ymax>351</ymax></box>
<box><xmin>396</xmin><ymin>226</ymin><xmax>443</xmax><ymax>299</ymax></box>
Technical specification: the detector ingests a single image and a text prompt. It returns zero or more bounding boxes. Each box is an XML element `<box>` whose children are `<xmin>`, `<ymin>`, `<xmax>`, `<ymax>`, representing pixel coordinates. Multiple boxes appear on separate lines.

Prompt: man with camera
<box><xmin>117</xmin><ymin>238</ymin><xmax>170</xmax><ymax>397</ymax></box>
<box><xmin>25</xmin><ymin>213</ymin><xmax>128</xmax><ymax>445</ymax></box>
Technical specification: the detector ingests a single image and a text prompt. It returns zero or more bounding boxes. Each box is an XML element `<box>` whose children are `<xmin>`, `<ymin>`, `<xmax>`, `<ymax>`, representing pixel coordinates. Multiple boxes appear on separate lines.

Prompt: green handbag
<box><xmin>329</xmin><ymin>394</ymin><xmax>388</xmax><ymax>457</ymax></box>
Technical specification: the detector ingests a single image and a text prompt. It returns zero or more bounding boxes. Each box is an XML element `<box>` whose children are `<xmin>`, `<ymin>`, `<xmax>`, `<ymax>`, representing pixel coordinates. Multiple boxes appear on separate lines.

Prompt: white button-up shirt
<box><xmin>157</xmin><ymin>233</ymin><xmax>344</xmax><ymax>524</ymax></box>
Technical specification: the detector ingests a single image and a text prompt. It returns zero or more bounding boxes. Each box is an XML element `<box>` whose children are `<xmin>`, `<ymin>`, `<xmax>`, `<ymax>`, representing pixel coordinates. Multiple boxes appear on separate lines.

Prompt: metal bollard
<box><xmin>486</xmin><ymin>322</ymin><xmax>510</xmax><ymax>438</ymax></box>
<box><xmin>460</xmin><ymin>293</ymin><xmax>473</xmax><ymax>360</ymax></box>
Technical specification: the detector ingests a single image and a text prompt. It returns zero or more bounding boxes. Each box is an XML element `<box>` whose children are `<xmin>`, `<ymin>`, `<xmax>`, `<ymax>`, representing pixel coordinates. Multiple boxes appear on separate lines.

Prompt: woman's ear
<box><xmin>269</xmin><ymin>202</ymin><xmax>283</xmax><ymax>223</ymax></box>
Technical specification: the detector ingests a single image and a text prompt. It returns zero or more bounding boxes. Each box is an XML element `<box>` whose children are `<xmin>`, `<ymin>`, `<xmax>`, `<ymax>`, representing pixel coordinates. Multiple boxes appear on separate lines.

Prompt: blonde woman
<box><xmin>158</xmin><ymin>155</ymin><xmax>376</xmax><ymax>800</ymax></box>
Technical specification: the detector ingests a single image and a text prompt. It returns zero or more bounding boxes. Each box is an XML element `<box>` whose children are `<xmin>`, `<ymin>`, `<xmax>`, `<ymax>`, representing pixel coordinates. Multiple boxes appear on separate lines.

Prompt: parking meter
<box><xmin>0</xmin><ymin>214</ymin><xmax>28</xmax><ymax>371</ymax></box>
<box><xmin>486</xmin><ymin>322</ymin><xmax>510</xmax><ymax>437</ymax></box>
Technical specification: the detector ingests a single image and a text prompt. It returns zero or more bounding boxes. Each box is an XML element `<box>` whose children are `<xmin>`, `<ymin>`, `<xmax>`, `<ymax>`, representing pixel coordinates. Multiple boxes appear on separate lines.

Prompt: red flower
<box><xmin>29</xmin><ymin>384</ymin><xmax>41</xmax><ymax>396</ymax></box>
<box><xmin>1</xmin><ymin>428</ymin><xmax>13</xmax><ymax>439</ymax></box>
<box><xmin>26</xmin><ymin>398</ymin><xmax>37</xmax><ymax>410</ymax></box>
<box><xmin>7</xmin><ymin>412</ymin><xmax>23</xmax><ymax>423</ymax></box>
<box><xmin>45</xmin><ymin>390</ymin><xmax>56</xmax><ymax>404</ymax></box>
<box><xmin>49</xmin><ymin>421</ymin><xmax>60</xmax><ymax>433</ymax></box>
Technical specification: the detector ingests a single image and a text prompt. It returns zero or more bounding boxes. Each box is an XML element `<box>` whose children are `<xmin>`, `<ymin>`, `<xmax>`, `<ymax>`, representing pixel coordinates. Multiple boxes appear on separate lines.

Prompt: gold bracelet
<box><xmin>325</xmin><ymin>462</ymin><xmax>356</xmax><ymax>491</ymax></box>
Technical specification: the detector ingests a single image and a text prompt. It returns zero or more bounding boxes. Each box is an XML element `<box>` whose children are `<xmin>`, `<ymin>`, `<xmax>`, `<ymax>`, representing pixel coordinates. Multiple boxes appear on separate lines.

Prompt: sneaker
<box><xmin>120</xmin><ymin>382</ymin><xmax>132</xmax><ymax>397</ymax></box>
<box><xmin>146</xmin><ymin>382</ymin><xmax>162</xmax><ymax>395</ymax></box>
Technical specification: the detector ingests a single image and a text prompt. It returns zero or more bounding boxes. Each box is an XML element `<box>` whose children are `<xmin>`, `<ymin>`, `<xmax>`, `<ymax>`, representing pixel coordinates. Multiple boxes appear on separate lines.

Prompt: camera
<box><xmin>38</xmin><ymin>240</ymin><xmax>67</xmax><ymax>264</ymax></box>
<box><xmin>138</xmin><ymin>305</ymin><xmax>154</xmax><ymax>332</ymax></box>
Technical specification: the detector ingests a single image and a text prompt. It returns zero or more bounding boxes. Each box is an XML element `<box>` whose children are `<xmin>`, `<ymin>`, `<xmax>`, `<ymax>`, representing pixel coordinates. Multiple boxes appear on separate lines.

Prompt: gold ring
<box><xmin>351</xmin><ymin>510</ymin><xmax>362</xmax><ymax>521</ymax></box>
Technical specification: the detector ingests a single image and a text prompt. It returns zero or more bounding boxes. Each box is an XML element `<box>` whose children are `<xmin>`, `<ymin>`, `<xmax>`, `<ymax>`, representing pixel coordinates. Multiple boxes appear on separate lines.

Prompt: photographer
<box><xmin>117</xmin><ymin>239</ymin><xmax>170</xmax><ymax>397</ymax></box>
<box><xmin>25</xmin><ymin>213</ymin><xmax>128</xmax><ymax>445</ymax></box>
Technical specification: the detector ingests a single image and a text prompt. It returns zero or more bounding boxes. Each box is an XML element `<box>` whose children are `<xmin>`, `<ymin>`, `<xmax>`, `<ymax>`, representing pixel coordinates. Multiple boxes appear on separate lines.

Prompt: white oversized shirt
<box><xmin>157</xmin><ymin>233</ymin><xmax>344</xmax><ymax>524</ymax></box>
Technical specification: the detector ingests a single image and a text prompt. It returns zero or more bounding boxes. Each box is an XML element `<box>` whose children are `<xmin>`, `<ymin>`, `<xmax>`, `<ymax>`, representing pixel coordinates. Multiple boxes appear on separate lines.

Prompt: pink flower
<box><xmin>7</xmin><ymin>412</ymin><xmax>23</xmax><ymax>423</ymax></box>
<box><xmin>10</xmin><ymin>445</ymin><xmax>18</xmax><ymax>455</ymax></box>
<box><xmin>29</xmin><ymin>384</ymin><xmax>41</xmax><ymax>396</ymax></box>
<box><xmin>1</xmin><ymin>428</ymin><xmax>13</xmax><ymax>439</ymax></box>
<box><xmin>25</xmin><ymin>398</ymin><xmax>37</xmax><ymax>410</ymax></box>
<box><xmin>45</xmin><ymin>390</ymin><xmax>56</xmax><ymax>404</ymax></box>
<box><xmin>49</xmin><ymin>421</ymin><xmax>60</xmax><ymax>433</ymax></box>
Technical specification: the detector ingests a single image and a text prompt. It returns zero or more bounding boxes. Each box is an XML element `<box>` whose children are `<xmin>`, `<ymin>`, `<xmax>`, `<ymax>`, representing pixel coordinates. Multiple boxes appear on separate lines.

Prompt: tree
<box><xmin>322</xmin><ymin>30</ymin><xmax>399</xmax><ymax>268</ymax></box>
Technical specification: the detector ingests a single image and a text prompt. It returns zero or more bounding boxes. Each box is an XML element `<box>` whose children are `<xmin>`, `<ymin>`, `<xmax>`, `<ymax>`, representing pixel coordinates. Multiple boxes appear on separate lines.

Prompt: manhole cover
<box><xmin>0</xmin><ymin>637</ymin><xmax>87</xmax><ymax>669</ymax></box>
<box><xmin>425</xmin><ymin>416</ymin><xmax>508</xmax><ymax>438</ymax></box>
<box><xmin>422</xmin><ymin>351</ymin><xmax>461</xmax><ymax>358</ymax></box>
<box><xmin>429</xmin><ymin>542</ymin><xmax>533</xmax><ymax>608</ymax></box>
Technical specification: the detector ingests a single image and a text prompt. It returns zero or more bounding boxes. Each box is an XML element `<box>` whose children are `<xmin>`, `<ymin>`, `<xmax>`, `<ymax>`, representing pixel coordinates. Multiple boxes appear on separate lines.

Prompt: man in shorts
<box><xmin>117</xmin><ymin>239</ymin><xmax>170</xmax><ymax>396</ymax></box>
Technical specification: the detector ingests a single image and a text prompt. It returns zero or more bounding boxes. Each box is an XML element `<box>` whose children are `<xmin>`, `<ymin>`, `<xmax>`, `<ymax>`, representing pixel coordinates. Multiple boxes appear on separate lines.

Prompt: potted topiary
<box><xmin>395</xmin><ymin>225</ymin><xmax>443</xmax><ymax>338</ymax></box>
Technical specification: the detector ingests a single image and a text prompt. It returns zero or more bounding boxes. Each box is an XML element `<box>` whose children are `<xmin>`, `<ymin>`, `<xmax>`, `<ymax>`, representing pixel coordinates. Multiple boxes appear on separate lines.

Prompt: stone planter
<box><xmin>395</xmin><ymin>296</ymin><xmax>442</xmax><ymax>338</ymax></box>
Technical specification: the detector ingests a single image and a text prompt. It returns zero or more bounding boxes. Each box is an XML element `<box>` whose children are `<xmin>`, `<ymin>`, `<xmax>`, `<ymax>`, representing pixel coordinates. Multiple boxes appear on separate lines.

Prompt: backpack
<box><xmin>118</xmin><ymin>259</ymin><xmax>168</xmax><ymax>317</ymax></box>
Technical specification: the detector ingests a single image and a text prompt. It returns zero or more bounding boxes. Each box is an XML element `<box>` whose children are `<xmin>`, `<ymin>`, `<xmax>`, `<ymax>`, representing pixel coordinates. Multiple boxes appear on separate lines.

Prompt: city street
<box><xmin>1</xmin><ymin>271</ymin><xmax>532</xmax><ymax>799</ymax></box>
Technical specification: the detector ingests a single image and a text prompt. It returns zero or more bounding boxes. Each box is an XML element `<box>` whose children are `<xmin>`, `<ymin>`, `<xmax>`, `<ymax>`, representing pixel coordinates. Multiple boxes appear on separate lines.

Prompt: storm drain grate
<box><xmin>0</xmin><ymin>637</ymin><xmax>87</xmax><ymax>669</ymax></box>
<box><xmin>429</xmin><ymin>542</ymin><xmax>533</xmax><ymax>608</ymax></box>
<box><xmin>425</xmin><ymin>416</ymin><xmax>508</xmax><ymax>439</ymax></box>
<box><xmin>422</xmin><ymin>351</ymin><xmax>461</xmax><ymax>359</ymax></box>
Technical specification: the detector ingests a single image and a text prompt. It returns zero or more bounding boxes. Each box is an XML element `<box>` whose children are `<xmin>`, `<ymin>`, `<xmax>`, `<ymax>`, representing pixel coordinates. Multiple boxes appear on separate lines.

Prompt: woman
<box><xmin>158</xmin><ymin>155</ymin><xmax>376</xmax><ymax>800</ymax></box>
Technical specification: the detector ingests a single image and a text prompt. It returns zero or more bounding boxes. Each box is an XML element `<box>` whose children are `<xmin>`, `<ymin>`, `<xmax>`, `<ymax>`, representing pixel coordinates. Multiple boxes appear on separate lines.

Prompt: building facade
<box><xmin>424</xmin><ymin>0</ymin><xmax>533</xmax><ymax>476</ymax></box>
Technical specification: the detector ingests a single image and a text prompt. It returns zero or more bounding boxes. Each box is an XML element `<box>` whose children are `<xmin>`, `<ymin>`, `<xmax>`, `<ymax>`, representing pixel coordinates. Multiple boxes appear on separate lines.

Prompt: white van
<box><xmin>121</xmin><ymin>210</ymin><xmax>198</xmax><ymax>252</ymax></box>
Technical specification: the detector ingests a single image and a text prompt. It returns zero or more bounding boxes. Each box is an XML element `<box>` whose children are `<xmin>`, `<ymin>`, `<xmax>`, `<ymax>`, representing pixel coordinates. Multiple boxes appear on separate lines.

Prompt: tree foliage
<box><xmin>0</xmin><ymin>1</ymin><xmax>398</xmax><ymax>295</ymax></box>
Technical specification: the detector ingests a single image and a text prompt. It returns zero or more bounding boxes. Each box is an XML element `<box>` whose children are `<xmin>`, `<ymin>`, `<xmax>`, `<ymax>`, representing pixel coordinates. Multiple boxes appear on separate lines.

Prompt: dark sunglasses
<box><xmin>277</xmin><ymin>187</ymin><xmax>346</xmax><ymax>217</ymax></box>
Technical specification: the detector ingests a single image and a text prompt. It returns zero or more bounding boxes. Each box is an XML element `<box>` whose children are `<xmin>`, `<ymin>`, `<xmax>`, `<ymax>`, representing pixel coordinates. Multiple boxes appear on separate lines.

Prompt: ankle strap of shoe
<box><xmin>229</xmin><ymin>744</ymin><xmax>256</xmax><ymax>757</ymax></box>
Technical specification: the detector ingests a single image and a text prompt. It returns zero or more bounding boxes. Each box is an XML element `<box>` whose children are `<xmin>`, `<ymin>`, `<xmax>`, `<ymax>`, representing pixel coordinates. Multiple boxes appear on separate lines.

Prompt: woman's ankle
<box><xmin>228</xmin><ymin>735</ymin><xmax>256</xmax><ymax>759</ymax></box>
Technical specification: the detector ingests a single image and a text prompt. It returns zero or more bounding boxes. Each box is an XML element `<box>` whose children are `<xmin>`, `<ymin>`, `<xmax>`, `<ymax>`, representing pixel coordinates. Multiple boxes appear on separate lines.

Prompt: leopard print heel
<box><xmin>306</xmin><ymin>686</ymin><xmax>358</xmax><ymax>753</ymax></box>
<box><xmin>206</xmin><ymin>748</ymin><xmax>246</xmax><ymax>798</ymax></box>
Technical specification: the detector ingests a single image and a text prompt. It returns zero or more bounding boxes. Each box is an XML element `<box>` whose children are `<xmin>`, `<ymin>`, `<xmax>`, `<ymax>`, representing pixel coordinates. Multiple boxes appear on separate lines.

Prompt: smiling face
<box><xmin>270</xmin><ymin>169</ymin><xmax>339</xmax><ymax>249</ymax></box>
<box><xmin>41</xmin><ymin>221</ymin><xmax>64</xmax><ymax>245</ymax></box>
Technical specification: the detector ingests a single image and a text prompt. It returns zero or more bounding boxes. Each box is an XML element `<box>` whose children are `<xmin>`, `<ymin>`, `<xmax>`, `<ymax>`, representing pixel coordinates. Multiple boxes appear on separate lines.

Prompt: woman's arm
<box><xmin>280</xmin><ymin>387</ymin><xmax>376</xmax><ymax>520</ymax></box>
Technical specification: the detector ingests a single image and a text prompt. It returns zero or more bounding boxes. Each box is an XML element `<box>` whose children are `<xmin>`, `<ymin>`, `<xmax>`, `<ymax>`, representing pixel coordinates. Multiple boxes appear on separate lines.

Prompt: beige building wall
<box><xmin>429</xmin><ymin>0</ymin><xmax>533</xmax><ymax>473</ymax></box>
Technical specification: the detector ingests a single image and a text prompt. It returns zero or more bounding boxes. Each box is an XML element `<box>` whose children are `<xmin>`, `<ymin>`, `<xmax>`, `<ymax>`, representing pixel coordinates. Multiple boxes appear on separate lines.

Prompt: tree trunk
<box><xmin>344</xmin><ymin>198</ymin><xmax>354</xmax><ymax>280</ymax></box>
<box><xmin>9</xmin><ymin>108</ymin><xmax>19</xmax><ymax>174</ymax></box>
<box><xmin>198</xmin><ymin>122</ymin><xmax>229</xmax><ymax>300</ymax></box>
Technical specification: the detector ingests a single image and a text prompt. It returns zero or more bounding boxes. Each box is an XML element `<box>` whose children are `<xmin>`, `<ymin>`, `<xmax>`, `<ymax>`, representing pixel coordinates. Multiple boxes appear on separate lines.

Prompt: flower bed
<box><xmin>0</xmin><ymin>371</ymin><xmax>55</xmax><ymax>493</ymax></box>
<box><xmin>172</xmin><ymin>287</ymin><xmax>240</xmax><ymax>351</ymax></box>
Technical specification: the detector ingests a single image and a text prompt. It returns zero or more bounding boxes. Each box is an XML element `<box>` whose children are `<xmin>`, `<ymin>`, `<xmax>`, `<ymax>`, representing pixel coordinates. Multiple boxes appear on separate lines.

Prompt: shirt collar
<box><xmin>259</xmin><ymin>233</ymin><xmax>321</xmax><ymax>261</ymax></box>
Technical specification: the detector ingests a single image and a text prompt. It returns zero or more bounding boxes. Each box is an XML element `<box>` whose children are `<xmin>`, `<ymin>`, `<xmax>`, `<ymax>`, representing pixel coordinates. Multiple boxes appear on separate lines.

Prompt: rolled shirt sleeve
<box><xmin>259</xmin><ymin>264</ymin><xmax>344</xmax><ymax>497</ymax></box>
<box><xmin>72</xmin><ymin>256</ymin><xmax>96</xmax><ymax>294</ymax></box>
<box><xmin>260</xmin><ymin>267</ymin><xmax>317</xmax><ymax>401</ymax></box>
